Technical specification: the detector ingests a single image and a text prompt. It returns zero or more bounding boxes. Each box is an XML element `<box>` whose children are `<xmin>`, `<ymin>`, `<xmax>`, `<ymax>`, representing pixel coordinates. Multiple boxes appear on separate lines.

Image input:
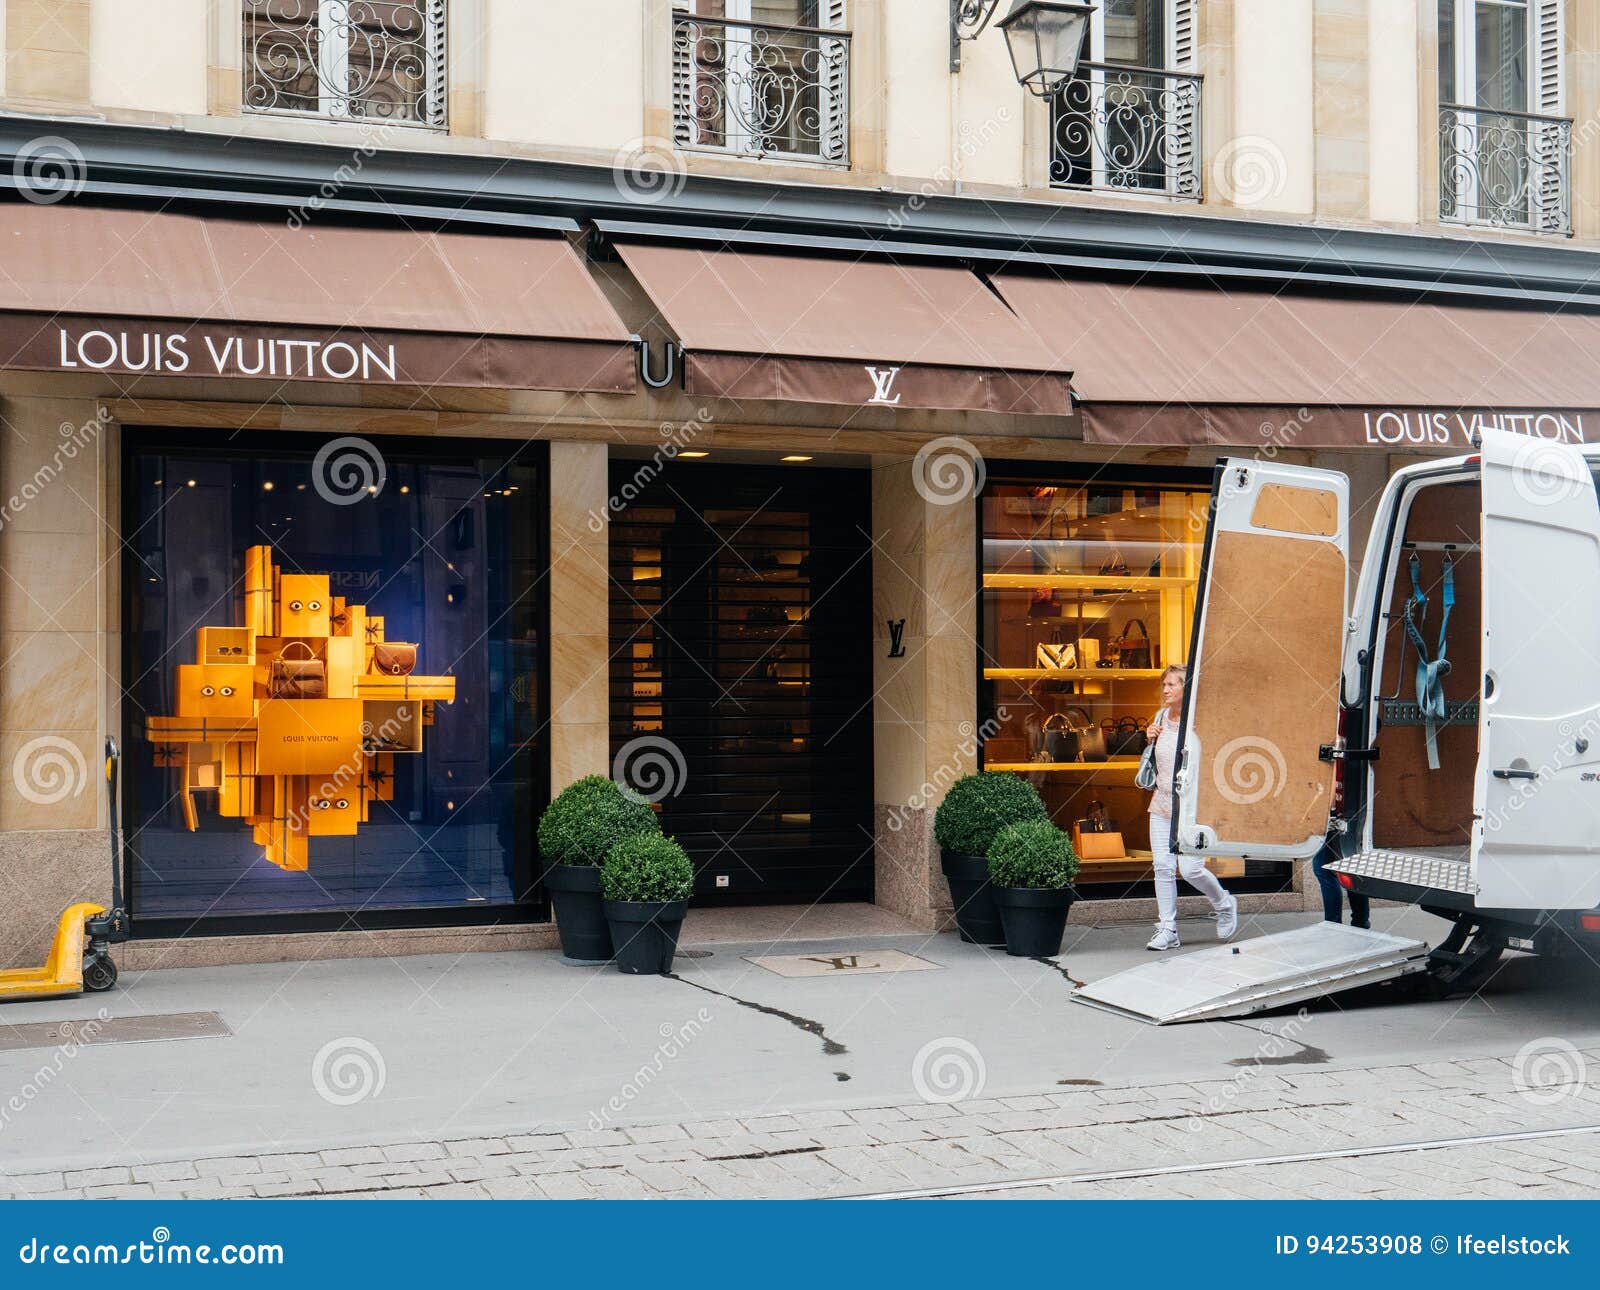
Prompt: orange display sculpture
<box><xmin>146</xmin><ymin>545</ymin><xmax>455</xmax><ymax>871</ymax></box>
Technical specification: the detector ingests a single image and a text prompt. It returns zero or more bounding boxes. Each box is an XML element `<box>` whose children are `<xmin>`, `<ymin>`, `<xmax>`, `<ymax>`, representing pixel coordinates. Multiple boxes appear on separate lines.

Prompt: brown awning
<box><xmin>989</xmin><ymin>273</ymin><xmax>1600</xmax><ymax>449</ymax></box>
<box><xmin>0</xmin><ymin>203</ymin><xmax>636</xmax><ymax>392</ymax></box>
<box><xmin>617</xmin><ymin>243</ymin><xmax>1073</xmax><ymax>416</ymax></box>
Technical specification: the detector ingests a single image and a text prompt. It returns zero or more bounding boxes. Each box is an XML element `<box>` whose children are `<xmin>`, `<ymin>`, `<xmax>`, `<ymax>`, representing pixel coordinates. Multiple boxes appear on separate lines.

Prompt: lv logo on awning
<box><xmin>866</xmin><ymin>365</ymin><xmax>903</xmax><ymax>405</ymax></box>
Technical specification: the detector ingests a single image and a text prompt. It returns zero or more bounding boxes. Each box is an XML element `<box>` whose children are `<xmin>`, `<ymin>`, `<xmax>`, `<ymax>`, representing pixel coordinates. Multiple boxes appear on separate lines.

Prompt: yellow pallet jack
<box><xmin>0</xmin><ymin>739</ymin><xmax>129</xmax><ymax>1001</ymax></box>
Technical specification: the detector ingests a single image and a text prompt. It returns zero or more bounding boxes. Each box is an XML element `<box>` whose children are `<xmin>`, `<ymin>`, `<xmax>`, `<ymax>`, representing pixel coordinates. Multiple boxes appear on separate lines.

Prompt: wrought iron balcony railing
<box><xmin>1050</xmin><ymin>62</ymin><xmax>1203</xmax><ymax>200</ymax></box>
<box><xmin>243</xmin><ymin>0</ymin><xmax>447</xmax><ymax>128</ymax></box>
<box><xmin>672</xmin><ymin>12</ymin><xmax>850</xmax><ymax>166</ymax></box>
<box><xmin>1439</xmin><ymin>103</ymin><xmax>1572</xmax><ymax>236</ymax></box>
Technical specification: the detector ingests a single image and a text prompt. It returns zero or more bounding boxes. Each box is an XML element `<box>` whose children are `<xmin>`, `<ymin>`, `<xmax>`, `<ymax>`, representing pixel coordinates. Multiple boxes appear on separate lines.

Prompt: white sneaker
<box><xmin>1216</xmin><ymin>894</ymin><xmax>1239</xmax><ymax>941</ymax></box>
<box><xmin>1146</xmin><ymin>929</ymin><xmax>1181</xmax><ymax>951</ymax></box>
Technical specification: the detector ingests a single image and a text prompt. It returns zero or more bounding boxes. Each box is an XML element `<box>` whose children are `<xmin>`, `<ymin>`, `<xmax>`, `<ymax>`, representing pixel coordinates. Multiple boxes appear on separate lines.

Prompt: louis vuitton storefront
<box><xmin>7</xmin><ymin>189</ymin><xmax>1600</xmax><ymax>969</ymax></box>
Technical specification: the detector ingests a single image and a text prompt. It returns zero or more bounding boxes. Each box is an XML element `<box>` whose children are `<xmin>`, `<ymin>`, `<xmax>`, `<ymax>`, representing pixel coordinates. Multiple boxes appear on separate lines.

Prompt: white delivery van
<box><xmin>1075</xmin><ymin>427</ymin><xmax>1600</xmax><ymax>1023</ymax></box>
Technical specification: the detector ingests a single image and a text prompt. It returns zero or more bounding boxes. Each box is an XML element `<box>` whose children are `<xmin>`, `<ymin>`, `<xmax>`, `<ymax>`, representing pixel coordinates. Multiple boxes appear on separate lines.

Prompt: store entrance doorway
<box><xmin>608</xmin><ymin>462</ymin><xmax>873</xmax><ymax>904</ymax></box>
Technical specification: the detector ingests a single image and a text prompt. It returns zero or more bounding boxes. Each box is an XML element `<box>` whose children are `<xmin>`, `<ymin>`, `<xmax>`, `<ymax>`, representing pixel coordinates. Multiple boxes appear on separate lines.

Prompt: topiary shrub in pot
<box><xmin>538</xmin><ymin>775</ymin><xmax>662</xmax><ymax>962</ymax></box>
<box><xmin>602</xmin><ymin>833</ymin><xmax>696</xmax><ymax>976</ymax></box>
<box><xmin>933</xmin><ymin>772</ymin><xmax>1049</xmax><ymax>946</ymax></box>
<box><xmin>988</xmin><ymin>818</ymin><xmax>1079</xmax><ymax>958</ymax></box>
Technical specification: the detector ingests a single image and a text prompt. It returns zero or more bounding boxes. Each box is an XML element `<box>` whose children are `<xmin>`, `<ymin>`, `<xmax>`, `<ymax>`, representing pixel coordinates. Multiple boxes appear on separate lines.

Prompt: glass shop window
<box><xmin>977</xmin><ymin>476</ymin><xmax>1292</xmax><ymax>897</ymax></box>
<box><xmin>123</xmin><ymin>435</ymin><xmax>545</xmax><ymax>928</ymax></box>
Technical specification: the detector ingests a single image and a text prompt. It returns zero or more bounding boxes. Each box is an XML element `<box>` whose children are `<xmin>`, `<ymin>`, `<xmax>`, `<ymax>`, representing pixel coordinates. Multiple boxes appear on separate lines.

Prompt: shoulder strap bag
<box><xmin>1135</xmin><ymin>709</ymin><xmax>1163</xmax><ymax>791</ymax></box>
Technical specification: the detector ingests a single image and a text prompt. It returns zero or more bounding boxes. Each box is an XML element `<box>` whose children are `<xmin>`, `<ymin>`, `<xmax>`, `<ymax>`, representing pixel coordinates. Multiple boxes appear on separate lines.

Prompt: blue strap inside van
<box><xmin>1402</xmin><ymin>551</ymin><xmax>1454</xmax><ymax>770</ymax></box>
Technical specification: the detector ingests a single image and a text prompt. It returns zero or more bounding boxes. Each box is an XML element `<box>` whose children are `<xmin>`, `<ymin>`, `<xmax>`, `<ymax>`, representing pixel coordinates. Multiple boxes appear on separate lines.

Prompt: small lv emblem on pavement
<box><xmin>804</xmin><ymin>955</ymin><xmax>864</xmax><ymax>971</ymax></box>
<box><xmin>887</xmin><ymin>618</ymin><xmax>907</xmax><ymax>658</ymax></box>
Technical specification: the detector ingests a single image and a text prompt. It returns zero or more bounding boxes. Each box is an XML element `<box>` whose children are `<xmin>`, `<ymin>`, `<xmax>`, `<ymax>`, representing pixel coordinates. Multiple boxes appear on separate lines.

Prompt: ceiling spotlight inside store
<box><xmin>186</xmin><ymin>479</ymin><xmax>196</xmax><ymax>488</ymax></box>
<box><xmin>262</xmin><ymin>481</ymin><xmax>274</xmax><ymax>491</ymax></box>
<box><xmin>997</xmin><ymin>0</ymin><xmax>1095</xmax><ymax>97</ymax></box>
<box><xmin>399</xmin><ymin>485</ymin><xmax>410</xmax><ymax>494</ymax></box>
<box><xmin>781</xmin><ymin>455</ymin><xmax>813</xmax><ymax>463</ymax></box>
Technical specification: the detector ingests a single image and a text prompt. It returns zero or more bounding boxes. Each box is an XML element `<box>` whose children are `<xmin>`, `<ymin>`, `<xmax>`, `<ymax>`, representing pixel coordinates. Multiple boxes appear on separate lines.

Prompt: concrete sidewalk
<box><xmin>1</xmin><ymin>904</ymin><xmax>1596</xmax><ymax>1184</ymax></box>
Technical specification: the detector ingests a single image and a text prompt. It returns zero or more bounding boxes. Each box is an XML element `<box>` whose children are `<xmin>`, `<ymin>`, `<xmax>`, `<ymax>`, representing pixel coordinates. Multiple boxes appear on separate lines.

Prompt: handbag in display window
<box><xmin>371</xmin><ymin>643</ymin><xmax>417</xmax><ymax>677</ymax></box>
<box><xmin>1027</xmin><ymin>587</ymin><xmax>1061</xmax><ymax>619</ymax></box>
<box><xmin>1063</xmin><ymin>705</ymin><xmax>1106</xmax><ymax>763</ymax></box>
<box><xmin>1108</xmin><ymin>715</ymin><xmax>1147</xmax><ymax>757</ymax></box>
<box><xmin>1072</xmin><ymin>798</ymin><xmax>1126</xmax><ymax>861</ymax></box>
<box><xmin>1035</xmin><ymin>638</ymin><xmax>1077</xmax><ymax>671</ymax></box>
<box><xmin>1115</xmin><ymin>618</ymin><xmax>1154</xmax><ymax>670</ymax></box>
<box><xmin>268</xmin><ymin>640</ymin><xmax>327</xmax><ymax>699</ymax></box>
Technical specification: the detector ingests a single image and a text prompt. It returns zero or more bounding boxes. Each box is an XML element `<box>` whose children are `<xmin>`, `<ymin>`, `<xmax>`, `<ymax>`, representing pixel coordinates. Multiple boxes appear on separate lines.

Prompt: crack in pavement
<box><xmin>1032</xmin><ymin>956</ymin><xmax>1087</xmax><ymax>989</ymax></box>
<box><xmin>664</xmin><ymin>973</ymin><xmax>848</xmax><ymax>1055</ymax></box>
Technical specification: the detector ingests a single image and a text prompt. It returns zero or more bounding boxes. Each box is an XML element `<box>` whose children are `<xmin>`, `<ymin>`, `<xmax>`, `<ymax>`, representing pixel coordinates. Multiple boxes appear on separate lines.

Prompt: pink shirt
<box><xmin>1148</xmin><ymin>711</ymin><xmax>1179</xmax><ymax>819</ymax></box>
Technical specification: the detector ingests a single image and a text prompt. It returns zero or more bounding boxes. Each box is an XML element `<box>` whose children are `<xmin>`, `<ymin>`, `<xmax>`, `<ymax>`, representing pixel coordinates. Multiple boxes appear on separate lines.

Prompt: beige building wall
<box><xmin>0</xmin><ymin>384</ymin><xmax>115</xmax><ymax>968</ymax></box>
<box><xmin>1368</xmin><ymin>0</ymin><xmax>1420</xmax><ymax>225</ymax></box>
<box><xmin>0</xmin><ymin>0</ymin><xmax>1586</xmax><ymax>251</ymax></box>
<box><xmin>1227</xmin><ymin>0</ymin><xmax>1316</xmax><ymax>216</ymax></box>
<box><xmin>91</xmin><ymin>0</ymin><xmax>207</xmax><ymax>116</ymax></box>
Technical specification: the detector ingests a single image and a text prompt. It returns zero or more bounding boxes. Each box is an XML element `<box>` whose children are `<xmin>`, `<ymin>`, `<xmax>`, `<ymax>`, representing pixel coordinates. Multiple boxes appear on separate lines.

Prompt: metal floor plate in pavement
<box><xmin>1071</xmin><ymin>924</ymin><xmax>1430</xmax><ymax>1024</ymax></box>
<box><xmin>0</xmin><ymin>1011</ymin><xmax>231</xmax><ymax>1052</ymax></box>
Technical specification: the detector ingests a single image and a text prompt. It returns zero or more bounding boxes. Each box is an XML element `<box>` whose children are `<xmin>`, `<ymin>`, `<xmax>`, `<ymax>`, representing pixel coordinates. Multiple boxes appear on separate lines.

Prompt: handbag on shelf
<box><xmin>1115</xmin><ymin>618</ymin><xmax>1154</xmax><ymax>670</ymax></box>
<box><xmin>371</xmin><ymin>643</ymin><xmax>417</xmax><ymax>677</ymax></box>
<box><xmin>1027</xmin><ymin>587</ymin><xmax>1060</xmax><ymax>619</ymax></box>
<box><xmin>1035</xmin><ymin>637</ymin><xmax>1077</xmax><ymax>672</ymax></box>
<box><xmin>1108</xmin><ymin>715</ymin><xmax>1147</xmax><ymax>757</ymax></box>
<box><xmin>1075</xmin><ymin>637</ymin><xmax>1101</xmax><ymax>669</ymax></box>
<box><xmin>269</xmin><ymin>641</ymin><xmax>326</xmax><ymax>699</ymax></box>
<box><xmin>1065</xmin><ymin>705</ymin><xmax>1106</xmax><ymax>763</ymax></box>
<box><xmin>1072</xmin><ymin>799</ymin><xmax>1126</xmax><ymax>861</ymax></box>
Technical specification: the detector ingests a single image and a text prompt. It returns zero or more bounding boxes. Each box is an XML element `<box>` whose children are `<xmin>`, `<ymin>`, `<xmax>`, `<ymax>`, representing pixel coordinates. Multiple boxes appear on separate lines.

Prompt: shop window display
<box><xmin>978</xmin><ymin>474</ymin><xmax>1291</xmax><ymax>896</ymax></box>
<box><xmin>124</xmin><ymin>435</ymin><xmax>545</xmax><ymax>928</ymax></box>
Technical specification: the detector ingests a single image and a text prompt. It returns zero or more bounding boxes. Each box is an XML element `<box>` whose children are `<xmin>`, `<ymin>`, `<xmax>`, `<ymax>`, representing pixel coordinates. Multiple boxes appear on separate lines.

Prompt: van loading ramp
<box><xmin>1071</xmin><ymin>923</ymin><xmax>1430</xmax><ymax>1024</ymax></box>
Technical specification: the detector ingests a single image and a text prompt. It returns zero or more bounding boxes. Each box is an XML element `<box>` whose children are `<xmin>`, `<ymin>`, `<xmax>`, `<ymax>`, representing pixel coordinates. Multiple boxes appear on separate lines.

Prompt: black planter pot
<box><xmin>603</xmin><ymin>899</ymin><xmax>690</xmax><ymax>975</ymax></box>
<box><xmin>994</xmin><ymin>885</ymin><xmax>1077</xmax><ymax>958</ymax></box>
<box><xmin>543</xmin><ymin>862</ymin><xmax>613</xmax><ymax>962</ymax></box>
<box><xmin>940</xmin><ymin>849</ymin><xmax>1006</xmax><ymax>946</ymax></box>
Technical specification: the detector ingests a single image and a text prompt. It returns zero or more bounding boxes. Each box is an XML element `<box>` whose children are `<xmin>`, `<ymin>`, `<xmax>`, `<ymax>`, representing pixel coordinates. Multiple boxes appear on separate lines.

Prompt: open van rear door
<box><xmin>1473</xmin><ymin>428</ymin><xmax>1600</xmax><ymax>910</ymax></box>
<box><xmin>1172</xmin><ymin>461</ymin><xmax>1348</xmax><ymax>860</ymax></box>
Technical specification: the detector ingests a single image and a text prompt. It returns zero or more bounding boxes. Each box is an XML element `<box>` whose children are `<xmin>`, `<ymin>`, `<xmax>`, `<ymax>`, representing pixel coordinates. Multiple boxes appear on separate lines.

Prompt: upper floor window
<box><xmin>672</xmin><ymin>1</ymin><xmax>850</xmax><ymax>166</ymax></box>
<box><xmin>243</xmin><ymin>0</ymin><xmax>448</xmax><ymax>128</ymax></box>
<box><xmin>1438</xmin><ymin>0</ymin><xmax>1569</xmax><ymax>234</ymax></box>
<box><xmin>1049</xmin><ymin>0</ymin><xmax>1200</xmax><ymax>200</ymax></box>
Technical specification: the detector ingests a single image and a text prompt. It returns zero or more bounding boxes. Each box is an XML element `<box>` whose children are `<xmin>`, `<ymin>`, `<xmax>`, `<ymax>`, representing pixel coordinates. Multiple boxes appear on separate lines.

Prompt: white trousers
<box><xmin>1151</xmin><ymin>816</ymin><xmax>1228</xmax><ymax>933</ymax></box>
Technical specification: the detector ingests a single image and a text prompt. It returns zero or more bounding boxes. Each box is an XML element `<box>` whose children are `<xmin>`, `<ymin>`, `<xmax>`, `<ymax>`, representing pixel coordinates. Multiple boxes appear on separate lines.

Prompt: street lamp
<box><xmin>996</xmin><ymin>1</ymin><xmax>1096</xmax><ymax>97</ymax></box>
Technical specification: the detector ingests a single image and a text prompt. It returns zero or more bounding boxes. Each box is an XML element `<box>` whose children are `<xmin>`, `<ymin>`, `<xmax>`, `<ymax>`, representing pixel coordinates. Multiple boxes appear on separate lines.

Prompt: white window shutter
<box><xmin>424</xmin><ymin>0</ymin><xmax>448</xmax><ymax>129</ymax></box>
<box><xmin>818</xmin><ymin>0</ymin><xmax>849</xmax><ymax>164</ymax></box>
<box><xmin>1535</xmin><ymin>0</ymin><xmax>1564</xmax><ymax>114</ymax></box>
<box><xmin>672</xmin><ymin>1</ymin><xmax>694</xmax><ymax>147</ymax></box>
<box><xmin>1533</xmin><ymin>0</ymin><xmax>1569</xmax><ymax>234</ymax></box>
<box><xmin>1170</xmin><ymin>0</ymin><xmax>1196</xmax><ymax>69</ymax></box>
<box><xmin>1168</xmin><ymin>0</ymin><xmax>1199</xmax><ymax>197</ymax></box>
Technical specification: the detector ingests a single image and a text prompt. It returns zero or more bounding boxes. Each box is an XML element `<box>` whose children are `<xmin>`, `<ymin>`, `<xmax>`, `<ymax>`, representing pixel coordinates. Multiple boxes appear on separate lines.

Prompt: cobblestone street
<box><xmin>7</xmin><ymin>1046</ymin><xmax>1597</xmax><ymax>1201</ymax></box>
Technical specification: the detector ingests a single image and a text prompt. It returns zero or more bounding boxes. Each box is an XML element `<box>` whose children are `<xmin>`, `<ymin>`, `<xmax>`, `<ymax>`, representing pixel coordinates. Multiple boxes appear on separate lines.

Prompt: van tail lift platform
<box><xmin>0</xmin><ymin>739</ymin><xmax>128</xmax><ymax>1002</ymax></box>
<box><xmin>1071</xmin><ymin>923</ymin><xmax>1430</xmax><ymax>1025</ymax></box>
